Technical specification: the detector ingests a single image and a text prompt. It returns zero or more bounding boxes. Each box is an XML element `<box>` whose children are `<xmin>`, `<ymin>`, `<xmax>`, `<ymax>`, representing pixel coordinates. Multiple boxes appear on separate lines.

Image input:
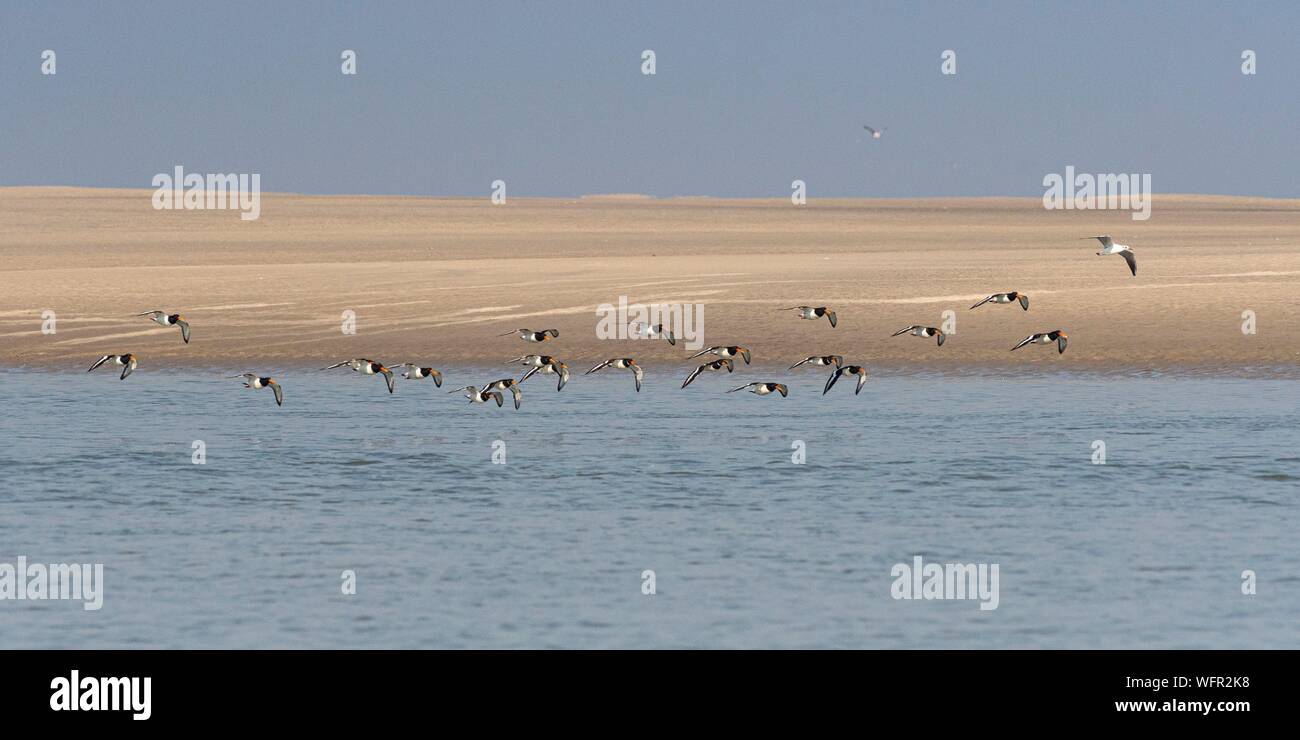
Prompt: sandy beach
<box><xmin>2</xmin><ymin>187</ymin><xmax>1297</xmax><ymax>374</ymax></box>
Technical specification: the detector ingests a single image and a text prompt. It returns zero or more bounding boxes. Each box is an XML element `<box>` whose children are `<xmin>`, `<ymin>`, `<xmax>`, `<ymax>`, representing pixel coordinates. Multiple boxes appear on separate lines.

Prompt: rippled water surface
<box><xmin>1</xmin><ymin>369</ymin><xmax>1297</xmax><ymax>648</ymax></box>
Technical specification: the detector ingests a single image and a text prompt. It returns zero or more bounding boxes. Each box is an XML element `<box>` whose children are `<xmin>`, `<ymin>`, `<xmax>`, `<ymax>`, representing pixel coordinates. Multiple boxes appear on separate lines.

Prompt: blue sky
<box><xmin>2</xmin><ymin>1</ymin><xmax>1296</xmax><ymax>197</ymax></box>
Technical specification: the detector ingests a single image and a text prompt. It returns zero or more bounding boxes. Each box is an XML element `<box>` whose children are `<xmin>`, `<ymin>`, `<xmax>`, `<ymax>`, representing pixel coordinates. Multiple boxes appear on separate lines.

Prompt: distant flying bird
<box><xmin>510</xmin><ymin>354</ymin><xmax>552</xmax><ymax>368</ymax></box>
<box><xmin>863</xmin><ymin>125</ymin><xmax>885</xmax><ymax>140</ymax></box>
<box><xmin>970</xmin><ymin>292</ymin><xmax>1029</xmax><ymax>311</ymax></box>
<box><xmin>1086</xmin><ymin>236</ymin><xmax>1136</xmax><ymax>276</ymax></box>
<box><xmin>780</xmin><ymin>305</ymin><xmax>837</xmax><ymax>328</ymax></box>
<box><xmin>520</xmin><ymin>358</ymin><xmax>570</xmax><ymax>391</ymax></box>
<box><xmin>322</xmin><ymin>358</ymin><xmax>396</xmax><ymax>393</ymax></box>
<box><xmin>823</xmin><ymin>365</ymin><xmax>868</xmax><ymax>395</ymax></box>
<box><xmin>789</xmin><ymin>355</ymin><xmax>844</xmax><ymax>370</ymax></box>
<box><xmin>87</xmin><ymin>353</ymin><xmax>137</xmax><ymax>380</ymax></box>
<box><xmin>500</xmin><ymin>329</ymin><xmax>559</xmax><ymax>342</ymax></box>
<box><xmin>229</xmin><ymin>373</ymin><xmax>282</xmax><ymax>406</ymax></box>
<box><xmin>728</xmin><ymin>382</ymin><xmax>788</xmax><ymax>398</ymax></box>
<box><xmin>481</xmin><ymin>378</ymin><xmax>523</xmax><ymax>409</ymax></box>
<box><xmin>393</xmin><ymin>363</ymin><xmax>443</xmax><ymax>387</ymax></box>
<box><xmin>628</xmin><ymin>322</ymin><xmax>676</xmax><ymax>346</ymax></box>
<box><xmin>585</xmin><ymin>358</ymin><xmax>643</xmax><ymax>392</ymax></box>
<box><xmin>681</xmin><ymin>358</ymin><xmax>734</xmax><ymax>388</ymax></box>
<box><xmin>891</xmin><ymin>325</ymin><xmax>946</xmax><ymax>346</ymax></box>
<box><xmin>137</xmin><ymin>311</ymin><xmax>190</xmax><ymax>343</ymax></box>
<box><xmin>688</xmin><ymin>345</ymin><xmax>751</xmax><ymax>364</ymax></box>
<box><xmin>450</xmin><ymin>385</ymin><xmax>504</xmax><ymax>407</ymax></box>
<box><xmin>1011</xmin><ymin>330</ymin><xmax>1068</xmax><ymax>355</ymax></box>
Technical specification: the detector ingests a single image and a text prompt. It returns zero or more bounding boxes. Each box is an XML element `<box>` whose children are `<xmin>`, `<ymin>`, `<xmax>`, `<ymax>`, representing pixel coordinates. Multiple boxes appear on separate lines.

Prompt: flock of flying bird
<box><xmin>85</xmin><ymin>236</ymin><xmax>1137</xmax><ymax>407</ymax></box>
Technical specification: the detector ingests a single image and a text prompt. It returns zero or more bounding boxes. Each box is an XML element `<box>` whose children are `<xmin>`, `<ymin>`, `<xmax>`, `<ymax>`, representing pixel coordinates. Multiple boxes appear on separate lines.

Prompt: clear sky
<box><xmin>2</xmin><ymin>1</ymin><xmax>1296</xmax><ymax>198</ymax></box>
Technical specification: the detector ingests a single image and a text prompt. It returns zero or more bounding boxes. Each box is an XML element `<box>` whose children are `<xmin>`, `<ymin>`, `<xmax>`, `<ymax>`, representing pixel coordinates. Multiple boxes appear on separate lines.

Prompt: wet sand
<box><xmin>1</xmin><ymin>187</ymin><xmax>1297</xmax><ymax>375</ymax></box>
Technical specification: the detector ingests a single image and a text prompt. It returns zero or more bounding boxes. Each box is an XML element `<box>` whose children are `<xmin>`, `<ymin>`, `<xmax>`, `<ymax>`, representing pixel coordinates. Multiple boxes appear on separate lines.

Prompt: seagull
<box><xmin>499</xmin><ymin>329</ymin><xmax>559</xmax><ymax>342</ymax></box>
<box><xmin>789</xmin><ymin>355</ymin><xmax>844</xmax><ymax>370</ymax></box>
<box><xmin>780</xmin><ymin>305</ymin><xmax>837</xmax><ymax>328</ymax></box>
<box><xmin>450</xmin><ymin>385</ymin><xmax>504</xmax><ymax>407</ymax></box>
<box><xmin>1085</xmin><ymin>236</ymin><xmax>1136</xmax><ymax>276</ymax></box>
<box><xmin>823</xmin><ymin>365</ymin><xmax>868</xmax><ymax>396</ymax></box>
<box><xmin>688</xmin><ymin>346</ymin><xmax>751</xmax><ymax>364</ymax></box>
<box><xmin>681</xmin><ymin>358</ymin><xmax>735</xmax><ymax>388</ymax></box>
<box><xmin>322</xmin><ymin>358</ymin><xmax>396</xmax><ymax>393</ymax></box>
<box><xmin>728</xmin><ymin>382</ymin><xmax>788</xmax><ymax>398</ymax></box>
<box><xmin>136</xmin><ymin>311</ymin><xmax>190</xmax><ymax>343</ymax></box>
<box><xmin>520</xmin><ymin>358</ymin><xmax>570</xmax><ymax>391</ymax></box>
<box><xmin>1011</xmin><ymin>330</ymin><xmax>1068</xmax><ymax>354</ymax></box>
<box><xmin>891</xmin><ymin>325</ymin><xmax>946</xmax><ymax>346</ymax></box>
<box><xmin>87</xmin><ymin>354</ymin><xmax>137</xmax><ymax>380</ymax></box>
<box><xmin>229</xmin><ymin>373</ymin><xmax>282</xmax><ymax>406</ymax></box>
<box><xmin>392</xmin><ymin>363</ymin><xmax>443</xmax><ymax>387</ymax></box>
<box><xmin>481</xmin><ymin>378</ymin><xmax>523</xmax><ymax>409</ymax></box>
<box><xmin>863</xmin><ymin>125</ymin><xmax>885</xmax><ymax>140</ymax></box>
<box><xmin>970</xmin><ymin>292</ymin><xmax>1029</xmax><ymax>311</ymax></box>
<box><xmin>585</xmin><ymin>358</ymin><xmax>643</xmax><ymax>392</ymax></box>
<box><xmin>628</xmin><ymin>322</ymin><xmax>676</xmax><ymax>346</ymax></box>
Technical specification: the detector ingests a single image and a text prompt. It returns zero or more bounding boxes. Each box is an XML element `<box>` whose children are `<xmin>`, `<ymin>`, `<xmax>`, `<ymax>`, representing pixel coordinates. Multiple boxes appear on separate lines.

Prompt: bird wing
<box><xmin>633</xmin><ymin>364</ymin><xmax>643</xmax><ymax>392</ymax></box>
<box><xmin>271</xmin><ymin>382</ymin><xmax>283</xmax><ymax>406</ymax></box>
<box><xmin>687</xmin><ymin>348</ymin><xmax>714</xmax><ymax>359</ymax></box>
<box><xmin>664</xmin><ymin>330</ymin><xmax>676</xmax><ymax>346</ymax></box>
<box><xmin>509</xmin><ymin>385</ymin><xmax>522</xmax><ymax>409</ymax></box>
<box><xmin>322</xmin><ymin>361</ymin><xmax>349</xmax><ymax>370</ymax></box>
<box><xmin>892</xmin><ymin>326</ymin><xmax>918</xmax><ymax>337</ymax></box>
<box><xmin>381</xmin><ymin>369</ymin><xmax>395</xmax><ymax>393</ymax></box>
<box><xmin>741</xmin><ymin>348</ymin><xmax>752</xmax><ymax>364</ymax></box>
<box><xmin>789</xmin><ymin>357</ymin><xmax>810</xmax><ymax>369</ymax></box>
<box><xmin>1057</xmin><ymin>335</ymin><xmax>1069</xmax><ymax>354</ymax></box>
<box><xmin>1019</xmin><ymin>294</ymin><xmax>1030</xmax><ymax>311</ymax></box>
<box><xmin>1092</xmin><ymin>235</ymin><xmax>1113</xmax><ymax>247</ymax></box>
<box><xmin>830</xmin><ymin>355</ymin><xmax>844</xmax><ymax>367</ymax></box>
<box><xmin>120</xmin><ymin>358</ymin><xmax>136</xmax><ymax>380</ymax></box>
<box><xmin>682</xmin><ymin>365</ymin><xmax>704</xmax><ymax>388</ymax></box>
<box><xmin>490</xmin><ymin>392</ymin><xmax>504</xmax><ymax>407</ymax></box>
<box><xmin>1011</xmin><ymin>335</ymin><xmax>1036</xmax><ymax>351</ymax></box>
<box><xmin>88</xmin><ymin>355</ymin><xmax>111</xmax><ymax>372</ymax></box>
<box><xmin>970</xmin><ymin>295</ymin><xmax>994</xmax><ymax>309</ymax></box>
<box><xmin>557</xmin><ymin>366</ymin><xmax>569</xmax><ymax>391</ymax></box>
<box><xmin>825</xmin><ymin>310</ymin><xmax>837</xmax><ymax>328</ymax></box>
<box><xmin>863</xmin><ymin>125</ymin><xmax>877</xmax><ymax>135</ymax></box>
<box><xmin>585</xmin><ymin>359</ymin><xmax>612</xmax><ymax>374</ymax></box>
<box><xmin>520</xmin><ymin>366</ymin><xmax>541</xmax><ymax>383</ymax></box>
<box><xmin>1120</xmin><ymin>250</ymin><xmax>1137</xmax><ymax>276</ymax></box>
<box><xmin>177</xmin><ymin>319</ymin><xmax>190</xmax><ymax>344</ymax></box>
<box><xmin>776</xmin><ymin>384</ymin><xmax>788</xmax><ymax>397</ymax></box>
<box><xmin>936</xmin><ymin>331</ymin><xmax>946</xmax><ymax>347</ymax></box>
<box><xmin>855</xmin><ymin>371</ymin><xmax>868</xmax><ymax>395</ymax></box>
<box><xmin>727</xmin><ymin>384</ymin><xmax>752</xmax><ymax>393</ymax></box>
<box><xmin>431</xmin><ymin>370</ymin><xmax>443</xmax><ymax>387</ymax></box>
<box><xmin>823</xmin><ymin>368</ymin><xmax>843</xmax><ymax>395</ymax></box>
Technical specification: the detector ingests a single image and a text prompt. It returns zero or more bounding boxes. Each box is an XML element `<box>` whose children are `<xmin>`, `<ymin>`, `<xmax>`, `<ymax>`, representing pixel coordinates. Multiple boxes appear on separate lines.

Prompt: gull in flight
<box><xmin>863</xmin><ymin>125</ymin><xmax>885</xmax><ymax>140</ymax></box>
<box><xmin>789</xmin><ymin>355</ymin><xmax>844</xmax><ymax>370</ymax></box>
<box><xmin>585</xmin><ymin>358</ymin><xmax>643</xmax><ymax>392</ymax></box>
<box><xmin>450</xmin><ymin>385</ymin><xmax>504</xmax><ymax>407</ymax></box>
<box><xmin>681</xmin><ymin>358</ymin><xmax>734</xmax><ymax>388</ymax></box>
<box><xmin>519</xmin><ymin>357</ymin><xmax>570</xmax><ymax>391</ymax></box>
<box><xmin>499</xmin><ymin>328</ymin><xmax>559</xmax><ymax>342</ymax></box>
<box><xmin>229</xmin><ymin>373</ymin><xmax>283</xmax><ymax>406</ymax></box>
<box><xmin>1085</xmin><ymin>236</ymin><xmax>1136</xmax><ymax>276</ymax></box>
<box><xmin>481</xmin><ymin>378</ymin><xmax>523</xmax><ymax>410</ymax></box>
<box><xmin>137</xmin><ymin>311</ymin><xmax>190</xmax><ymax>344</ymax></box>
<box><xmin>628</xmin><ymin>322</ymin><xmax>676</xmax><ymax>346</ymax></box>
<box><xmin>891</xmin><ymin>325</ymin><xmax>946</xmax><ymax>346</ymax></box>
<box><xmin>780</xmin><ymin>305</ymin><xmax>837</xmax><ymax>328</ymax></box>
<box><xmin>392</xmin><ymin>363</ymin><xmax>443</xmax><ymax>387</ymax></box>
<box><xmin>322</xmin><ymin>358</ymin><xmax>396</xmax><ymax>393</ymax></box>
<box><xmin>728</xmin><ymin>382</ymin><xmax>788</xmax><ymax>398</ymax></box>
<box><xmin>1011</xmin><ymin>330</ymin><xmax>1068</xmax><ymax>355</ymax></box>
<box><xmin>970</xmin><ymin>292</ymin><xmax>1029</xmax><ymax>311</ymax></box>
<box><xmin>88</xmin><ymin>354</ymin><xmax>137</xmax><ymax>380</ymax></box>
<box><xmin>823</xmin><ymin>365</ymin><xmax>868</xmax><ymax>396</ymax></box>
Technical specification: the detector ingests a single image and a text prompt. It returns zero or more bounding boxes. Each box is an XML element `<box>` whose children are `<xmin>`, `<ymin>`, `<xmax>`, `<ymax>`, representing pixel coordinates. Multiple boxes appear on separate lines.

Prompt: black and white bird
<box><xmin>728</xmin><ymin>382</ymin><xmax>788</xmax><ymax>398</ymax></box>
<box><xmin>450</xmin><ymin>385</ymin><xmax>504</xmax><ymax>407</ymax></box>
<box><xmin>628</xmin><ymin>322</ymin><xmax>676</xmax><ymax>346</ymax></box>
<box><xmin>137</xmin><ymin>311</ymin><xmax>190</xmax><ymax>343</ymax></box>
<box><xmin>229</xmin><ymin>373</ymin><xmax>283</xmax><ymax>406</ymax></box>
<box><xmin>863</xmin><ymin>125</ymin><xmax>886</xmax><ymax>140</ymax></box>
<box><xmin>1011</xmin><ymin>330</ymin><xmax>1068</xmax><ymax>355</ymax></box>
<box><xmin>499</xmin><ymin>328</ymin><xmax>559</xmax><ymax>342</ymax></box>
<box><xmin>970</xmin><ymin>292</ymin><xmax>1029</xmax><ymax>311</ymax></box>
<box><xmin>509</xmin><ymin>354</ymin><xmax>551</xmax><ymax>368</ymax></box>
<box><xmin>1085</xmin><ymin>236</ymin><xmax>1136</xmax><ymax>276</ymax></box>
<box><xmin>322</xmin><ymin>358</ymin><xmax>396</xmax><ymax>393</ymax></box>
<box><xmin>823</xmin><ymin>365</ymin><xmax>868</xmax><ymax>395</ymax></box>
<box><xmin>585</xmin><ymin>358</ymin><xmax>643</xmax><ymax>392</ymax></box>
<box><xmin>519</xmin><ymin>358</ymin><xmax>570</xmax><ymax>391</ymax></box>
<box><xmin>688</xmin><ymin>346</ymin><xmax>751</xmax><ymax>364</ymax></box>
<box><xmin>891</xmin><ymin>325</ymin><xmax>946</xmax><ymax>346</ymax></box>
<box><xmin>780</xmin><ymin>305</ymin><xmax>837</xmax><ymax>328</ymax></box>
<box><xmin>789</xmin><ymin>355</ymin><xmax>844</xmax><ymax>370</ymax></box>
<box><xmin>681</xmin><ymin>358</ymin><xmax>734</xmax><ymax>388</ymax></box>
<box><xmin>481</xmin><ymin>378</ymin><xmax>523</xmax><ymax>409</ymax></box>
<box><xmin>87</xmin><ymin>353</ymin><xmax>137</xmax><ymax>380</ymax></box>
<box><xmin>392</xmin><ymin>363</ymin><xmax>443</xmax><ymax>387</ymax></box>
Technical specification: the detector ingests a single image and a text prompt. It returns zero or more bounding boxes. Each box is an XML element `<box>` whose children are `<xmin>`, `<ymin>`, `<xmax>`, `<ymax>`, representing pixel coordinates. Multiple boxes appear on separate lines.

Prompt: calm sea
<box><xmin>1</xmin><ymin>368</ymin><xmax>1296</xmax><ymax>648</ymax></box>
